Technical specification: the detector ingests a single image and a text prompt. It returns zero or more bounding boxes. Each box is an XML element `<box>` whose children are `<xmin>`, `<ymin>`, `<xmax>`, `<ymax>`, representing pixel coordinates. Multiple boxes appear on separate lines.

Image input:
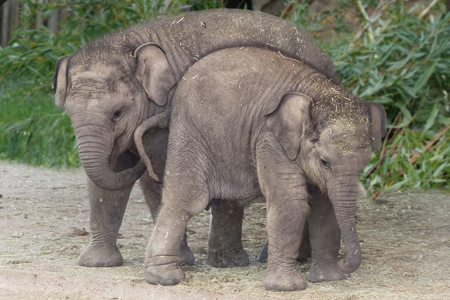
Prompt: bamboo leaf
<box><xmin>432</xmin><ymin>163</ymin><xmax>448</xmax><ymax>179</ymax></box>
<box><xmin>413</xmin><ymin>61</ymin><xmax>438</xmax><ymax>95</ymax></box>
<box><xmin>422</xmin><ymin>104</ymin><xmax>439</xmax><ymax>134</ymax></box>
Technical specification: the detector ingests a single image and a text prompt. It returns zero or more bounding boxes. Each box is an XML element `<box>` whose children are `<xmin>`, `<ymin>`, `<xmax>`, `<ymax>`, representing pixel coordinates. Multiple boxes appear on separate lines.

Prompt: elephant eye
<box><xmin>112</xmin><ymin>110</ymin><xmax>122</xmax><ymax>122</ymax></box>
<box><xmin>319</xmin><ymin>157</ymin><xmax>330</xmax><ymax>169</ymax></box>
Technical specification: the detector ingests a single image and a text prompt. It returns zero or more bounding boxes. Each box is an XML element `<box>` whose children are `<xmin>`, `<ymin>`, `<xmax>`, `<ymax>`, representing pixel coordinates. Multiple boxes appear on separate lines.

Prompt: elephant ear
<box><xmin>134</xmin><ymin>43</ymin><xmax>176</xmax><ymax>107</ymax></box>
<box><xmin>265</xmin><ymin>92</ymin><xmax>312</xmax><ymax>160</ymax></box>
<box><xmin>52</xmin><ymin>56</ymin><xmax>70</xmax><ymax>109</ymax></box>
<box><xmin>367</xmin><ymin>102</ymin><xmax>387</xmax><ymax>150</ymax></box>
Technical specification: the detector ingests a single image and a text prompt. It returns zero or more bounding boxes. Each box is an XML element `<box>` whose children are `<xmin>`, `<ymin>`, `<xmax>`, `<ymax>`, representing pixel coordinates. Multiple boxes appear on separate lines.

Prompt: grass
<box><xmin>0</xmin><ymin>81</ymin><xmax>78</xmax><ymax>167</ymax></box>
<box><xmin>0</xmin><ymin>0</ymin><xmax>449</xmax><ymax>195</ymax></box>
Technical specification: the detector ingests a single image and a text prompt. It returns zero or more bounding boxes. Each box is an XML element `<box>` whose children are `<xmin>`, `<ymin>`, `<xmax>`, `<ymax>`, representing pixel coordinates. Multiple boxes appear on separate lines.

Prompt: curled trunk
<box><xmin>76</xmin><ymin>128</ymin><xmax>146</xmax><ymax>191</ymax></box>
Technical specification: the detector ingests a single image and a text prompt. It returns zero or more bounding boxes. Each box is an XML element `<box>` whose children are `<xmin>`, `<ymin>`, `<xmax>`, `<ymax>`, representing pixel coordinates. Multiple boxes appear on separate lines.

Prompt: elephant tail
<box><xmin>134</xmin><ymin>110</ymin><xmax>170</xmax><ymax>183</ymax></box>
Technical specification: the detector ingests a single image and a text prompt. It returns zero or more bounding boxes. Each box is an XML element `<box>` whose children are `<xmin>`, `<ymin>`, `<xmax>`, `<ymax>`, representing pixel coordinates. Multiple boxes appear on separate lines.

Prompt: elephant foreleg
<box><xmin>307</xmin><ymin>188</ymin><xmax>350</xmax><ymax>282</ymax></box>
<box><xmin>256</xmin><ymin>139</ymin><xmax>308</xmax><ymax>291</ymax></box>
<box><xmin>78</xmin><ymin>179</ymin><xmax>133</xmax><ymax>267</ymax></box>
<box><xmin>144</xmin><ymin>181</ymin><xmax>209</xmax><ymax>286</ymax></box>
<box><xmin>264</xmin><ymin>190</ymin><xmax>308</xmax><ymax>291</ymax></box>
<box><xmin>207</xmin><ymin>199</ymin><xmax>249</xmax><ymax>267</ymax></box>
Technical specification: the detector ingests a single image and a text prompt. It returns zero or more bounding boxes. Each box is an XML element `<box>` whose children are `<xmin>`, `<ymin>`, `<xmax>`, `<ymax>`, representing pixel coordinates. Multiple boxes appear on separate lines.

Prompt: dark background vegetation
<box><xmin>0</xmin><ymin>0</ymin><xmax>449</xmax><ymax>196</ymax></box>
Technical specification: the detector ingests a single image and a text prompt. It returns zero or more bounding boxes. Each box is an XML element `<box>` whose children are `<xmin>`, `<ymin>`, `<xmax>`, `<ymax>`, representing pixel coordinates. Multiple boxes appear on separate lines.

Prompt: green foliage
<box><xmin>168</xmin><ymin>0</ymin><xmax>225</xmax><ymax>12</ymax></box>
<box><xmin>0</xmin><ymin>0</ymin><xmax>224</xmax><ymax>85</ymax></box>
<box><xmin>334</xmin><ymin>8</ymin><xmax>450</xmax><ymax>194</ymax></box>
<box><xmin>0</xmin><ymin>81</ymin><xmax>78</xmax><ymax>166</ymax></box>
<box><xmin>288</xmin><ymin>0</ymin><xmax>450</xmax><ymax>194</ymax></box>
<box><xmin>0</xmin><ymin>0</ymin><xmax>449</xmax><ymax>196</ymax></box>
<box><xmin>366</xmin><ymin>126</ymin><xmax>450</xmax><ymax>194</ymax></box>
<box><xmin>0</xmin><ymin>0</ymin><xmax>168</xmax><ymax>85</ymax></box>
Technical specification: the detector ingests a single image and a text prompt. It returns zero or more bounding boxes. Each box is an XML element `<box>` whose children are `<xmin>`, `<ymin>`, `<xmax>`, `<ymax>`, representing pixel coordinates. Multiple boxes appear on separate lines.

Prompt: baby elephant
<box><xmin>137</xmin><ymin>47</ymin><xmax>386</xmax><ymax>291</ymax></box>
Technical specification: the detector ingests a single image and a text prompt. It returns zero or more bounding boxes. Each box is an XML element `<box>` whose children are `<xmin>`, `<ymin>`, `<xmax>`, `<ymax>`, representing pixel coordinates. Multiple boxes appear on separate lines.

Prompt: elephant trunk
<box><xmin>329</xmin><ymin>177</ymin><xmax>362</xmax><ymax>274</ymax></box>
<box><xmin>75</xmin><ymin>126</ymin><xmax>146</xmax><ymax>191</ymax></box>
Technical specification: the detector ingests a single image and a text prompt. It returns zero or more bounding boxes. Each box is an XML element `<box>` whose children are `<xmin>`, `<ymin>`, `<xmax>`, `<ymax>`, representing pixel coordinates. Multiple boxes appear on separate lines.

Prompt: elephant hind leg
<box><xmin>257</xmin><ymin>221</ymin><xmax>311</xmax><ymax>264</ymax></box>
<box><xmin>298</xmin><ymin>222</ymin><xmax>312</xmax><ymax>262</ymax></box>
<box><xmin>179</xmin><ymin>231</ymin><xmax>195</xmax><ymax>266</ymax></box>
<box><xmin>207</xmin><ymin>199</ymin><xmax>249</xmax><ymax>267</ymax></box>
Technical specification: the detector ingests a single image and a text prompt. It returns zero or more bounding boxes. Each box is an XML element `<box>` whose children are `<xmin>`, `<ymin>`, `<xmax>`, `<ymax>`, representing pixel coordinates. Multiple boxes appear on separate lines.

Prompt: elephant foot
<box><xmin>77</xmin><ymin>245</ymin><xmax>123</xmax><ymax>267</ymax></box>
<box><xmin>207</xmin><ymin>246</ymin><xmax>249</xmax><ymax>267</ymax></box>
<box><xmin>144</xmin><ymin>258</ymin><xmax>184</xmax><ymax>286</ymax></box>
<box><xmin>178</xmin><ymin>244</ymin><xmax>195</xmax><ymax>266</ymax></box>
<box><xmin>264</xmin><ymin>268</ymin><xmax>307</xmax><ymax>291</ymax></box>
<box><xmin>308</xmin><ymin>262</ymin><xmax>351</xmax><ymax>282</ymax></box>
<box><xmin>257</xmin><ymin>241</ymin><xmax>311</xmax><ymax>263</ymax></box>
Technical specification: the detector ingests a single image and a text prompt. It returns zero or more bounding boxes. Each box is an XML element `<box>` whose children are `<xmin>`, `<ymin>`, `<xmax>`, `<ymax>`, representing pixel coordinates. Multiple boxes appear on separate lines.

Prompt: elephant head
<box><xmin>52</xmin><ymin>43</ymin><xmax>176</xmax><ymax>191</ymax></box>
<box><xmin>265</xmin><ymin>91</ymin><xmax>386</xmax><ymax>274</ymax></box>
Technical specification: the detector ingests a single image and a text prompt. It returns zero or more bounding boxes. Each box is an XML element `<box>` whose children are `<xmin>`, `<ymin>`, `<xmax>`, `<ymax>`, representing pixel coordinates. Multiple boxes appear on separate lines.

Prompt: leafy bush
<box><xmin>289</xmin><ymin>0</ymin><xmax>450</xmax><ymax>194</ymax></box>
<box><xmin>0</xmin><ymin>80</ymin><xmax>78</xmax><ymax>166</ymax></box>
<box><xmin>0</xmin><ymin>0</ymin><xmax>169</xmax><ymax>84</ymax></box>
<box><xmin>1</xmin><ymin>0</ymin><xmax>449</xmax><ymax>195</ymax></box>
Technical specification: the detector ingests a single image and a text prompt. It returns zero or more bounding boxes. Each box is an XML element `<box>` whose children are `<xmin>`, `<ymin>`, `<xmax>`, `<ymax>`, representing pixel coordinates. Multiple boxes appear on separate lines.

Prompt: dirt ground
<box><xmin>0</xmin><ymin>161</ymin><xmax>449</xmax><ymax>299</ymax></box>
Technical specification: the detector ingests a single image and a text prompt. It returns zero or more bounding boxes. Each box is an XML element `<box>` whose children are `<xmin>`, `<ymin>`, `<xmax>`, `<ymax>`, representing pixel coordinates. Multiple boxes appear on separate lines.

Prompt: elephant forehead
<box><xmin>70</xmin><ymin>67</ymin><xmax>115</xmax><ymax>88</ymax></box>
<box><xmin>69</xmin><ymin>70</ymin><xmax>136</xmax><ymax>97</ymax></box>
<box><xmin>322</xmin><ymin>119</ymin><xmax>371</xmax><ymax>154</ymax></box>
<box><xmin>65</xmin><ymin>79</ymin><xmax>137</xmax><ymax>115</ymax></box>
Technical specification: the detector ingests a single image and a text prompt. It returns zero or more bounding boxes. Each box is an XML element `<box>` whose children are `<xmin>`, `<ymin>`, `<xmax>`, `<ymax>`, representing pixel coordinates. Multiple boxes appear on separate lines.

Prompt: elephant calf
<box><xmin>137</xmin><ymin>47</ymin><xmax>386</xmax><ymax>291</ymax></box>
<box><xmin>52</xmin><ymin>9</ymin><xmax>342</xmax><ymax>269</ymax></box>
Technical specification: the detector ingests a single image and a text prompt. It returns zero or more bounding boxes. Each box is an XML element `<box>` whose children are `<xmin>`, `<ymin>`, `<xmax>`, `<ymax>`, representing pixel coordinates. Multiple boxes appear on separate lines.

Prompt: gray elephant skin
<box><xmin>139</xmin><ymin>47</ymin><xmax>386</xmax><ymax>291</ymax></box>
<box><xmin>52</xmin><ymin>9</ymin><xmax>341</xmax><ymax>268</ymax></box>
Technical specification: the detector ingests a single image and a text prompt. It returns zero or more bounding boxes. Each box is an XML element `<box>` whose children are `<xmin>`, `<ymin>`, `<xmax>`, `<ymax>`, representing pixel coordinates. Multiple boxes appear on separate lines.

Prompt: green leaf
<box><xmin>432</xmin><ymin>163</ymin><xmax>448</xmax><ymax>179</ymax></box>
<box><xmin>422</xmin><ymin>104</ymin><xmax>439</xmax><ymax>135</ymax></box>
<box><xmin>413</xmin><ymin>61</ymin><xmax>438</xmax><ymax>95</ymax></box>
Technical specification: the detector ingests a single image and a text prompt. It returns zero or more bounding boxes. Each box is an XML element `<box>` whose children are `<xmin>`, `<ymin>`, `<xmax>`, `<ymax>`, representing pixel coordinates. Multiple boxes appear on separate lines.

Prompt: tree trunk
<box><xmin>1</xmin><ymin>0</ymin><xmax>19</xmax><ymax>48</ymax></box>
<box><xmin>47</xmin><ymin>0</ymin><xmax>60</xmax><ymax>34</ymax></box>
<box><xmin>1</xmin><ymin>0</ymin><xmax>8</xmax><ymax>48</ymax></box>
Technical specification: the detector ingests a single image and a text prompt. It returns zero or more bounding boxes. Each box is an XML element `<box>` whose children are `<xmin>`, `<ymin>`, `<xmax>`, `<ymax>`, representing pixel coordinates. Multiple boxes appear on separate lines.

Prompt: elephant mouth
<box><xmin>109</xmin><ymin>130</ymin><xmax>141</xmax><ymax>169</ymax></box>
<box><xmin>110</xmin><ymin>149</ymin><xmax>141</xmax><ymax>173</ymax></box>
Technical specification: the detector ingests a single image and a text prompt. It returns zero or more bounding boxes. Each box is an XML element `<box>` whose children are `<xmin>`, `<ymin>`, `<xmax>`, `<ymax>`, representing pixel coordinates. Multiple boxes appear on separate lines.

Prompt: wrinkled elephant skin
<box><xmin>52</xmin><ymin>9</ymin><xmax>349</xmax><ymax>270</ymax></box>
<box><xmin>142</xmin><ymin>47</ymin><xmax>386</xmax><ymax>291</ymax></box>
<box><xmin>52</xmin><ymin>9</ymin><xmax>342</xmax><ymax>269</ymax></box>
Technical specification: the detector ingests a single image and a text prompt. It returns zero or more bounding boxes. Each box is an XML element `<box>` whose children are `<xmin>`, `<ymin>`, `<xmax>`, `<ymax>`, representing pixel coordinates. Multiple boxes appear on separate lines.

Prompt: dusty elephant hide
<box><xmin>52</xmin><ymin>9</ymin><xmax>342</xmax><ymax>272</ymax></box>
<box><xmin>140</xmin><ymin>47</ymin><xmax>386</xmax><ymax>291</ymax></box>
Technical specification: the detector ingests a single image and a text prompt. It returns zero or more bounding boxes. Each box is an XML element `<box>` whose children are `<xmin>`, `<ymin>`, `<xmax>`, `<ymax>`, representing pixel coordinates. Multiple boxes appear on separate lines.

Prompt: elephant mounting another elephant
<box><xmin>52</xmin><ymin>9</ymin><xmax>384</xmax><ymax>292</ymax></box>
<box><xmin>135</xmin><ymin>47</ymin><xmax>386</xmax><ymax>291</ymax></box>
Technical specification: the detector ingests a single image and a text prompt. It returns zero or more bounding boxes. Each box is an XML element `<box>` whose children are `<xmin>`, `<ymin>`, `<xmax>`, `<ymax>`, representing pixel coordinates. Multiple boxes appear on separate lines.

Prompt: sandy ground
<box><xmin>0</xmin><ymin>160</ymin><xmax>449</xmax><ymax>299</ymax></box>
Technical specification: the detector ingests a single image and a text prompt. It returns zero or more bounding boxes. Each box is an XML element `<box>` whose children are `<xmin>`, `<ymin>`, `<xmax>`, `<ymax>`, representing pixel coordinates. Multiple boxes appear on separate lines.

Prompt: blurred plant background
<box><xmin>0</xmin><ymin>0</ymin><xmax>449</xmax><ymax>196</ymax></box>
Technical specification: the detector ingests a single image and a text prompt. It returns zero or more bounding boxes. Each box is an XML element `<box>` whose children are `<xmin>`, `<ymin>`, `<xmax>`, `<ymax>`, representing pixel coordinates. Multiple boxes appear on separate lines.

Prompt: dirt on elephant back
<box><xmin>0</xmin><ymin>161</ymin><xmax>449</xmax><ymax>300</ymax></box>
